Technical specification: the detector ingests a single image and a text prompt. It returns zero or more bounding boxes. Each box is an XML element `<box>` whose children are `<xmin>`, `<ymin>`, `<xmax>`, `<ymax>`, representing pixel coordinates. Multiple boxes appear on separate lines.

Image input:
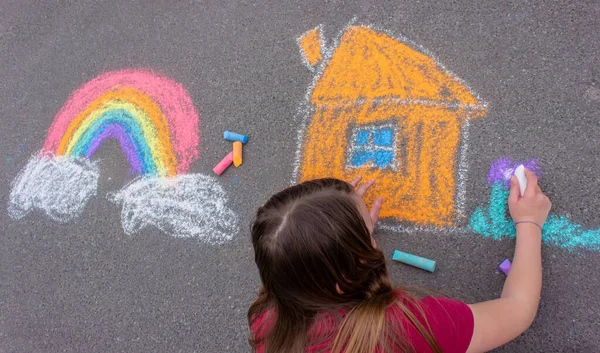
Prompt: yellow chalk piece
<box><xmin>233</xmin><ymin>141</ymin><xmax>242</xmax><ymax>167</ymax></box>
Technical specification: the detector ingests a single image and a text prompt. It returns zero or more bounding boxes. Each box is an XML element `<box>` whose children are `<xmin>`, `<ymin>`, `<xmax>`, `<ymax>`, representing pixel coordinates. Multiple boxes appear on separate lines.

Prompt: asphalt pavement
<box><xmin>1</xmin><ymin>1</ymin><xmax>599</xmax><ymax>351</ymax></box>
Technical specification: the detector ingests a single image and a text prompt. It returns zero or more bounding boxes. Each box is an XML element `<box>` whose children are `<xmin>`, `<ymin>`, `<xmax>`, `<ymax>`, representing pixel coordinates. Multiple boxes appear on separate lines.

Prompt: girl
<box><xmin>248</xmin><ymin>170</ymin><xmax>551</xmax><ymax>353</ymax></box>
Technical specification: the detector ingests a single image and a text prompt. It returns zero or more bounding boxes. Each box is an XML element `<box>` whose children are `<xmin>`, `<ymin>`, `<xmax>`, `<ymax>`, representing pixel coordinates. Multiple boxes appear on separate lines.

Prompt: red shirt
<box><xmin>251</xmin><ymin>292</ymin><xmax>474</xmax><ymax>353</ymax></box>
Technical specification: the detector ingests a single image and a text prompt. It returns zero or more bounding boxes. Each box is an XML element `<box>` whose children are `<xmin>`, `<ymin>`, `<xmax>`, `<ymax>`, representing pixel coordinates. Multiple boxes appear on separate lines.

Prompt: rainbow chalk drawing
<box><xmin>470</xmin><ymin>158</ymin><xmax>600</xmax><ymax>252</ymax></box>
<box><xmin>294</xmin><ymin>21</ymin><xmax>488</xmax><ymax>230</ymax></box>
<box><xmin>8</xmin><ymin>69</ymin><xmax>238</xmax><ymax>243</ymax></box>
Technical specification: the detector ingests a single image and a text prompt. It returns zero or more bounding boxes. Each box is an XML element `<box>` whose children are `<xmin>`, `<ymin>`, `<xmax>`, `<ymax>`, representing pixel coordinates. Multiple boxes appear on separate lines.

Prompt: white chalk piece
<box><xmin>514</xmin><ymin>164</ymin><xmax>527</xmax><ymax>196</ymax></box>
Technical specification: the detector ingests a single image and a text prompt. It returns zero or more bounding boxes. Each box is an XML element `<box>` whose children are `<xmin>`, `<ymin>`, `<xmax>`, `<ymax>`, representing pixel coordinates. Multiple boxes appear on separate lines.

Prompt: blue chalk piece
<box><xmin>373</xmin><ymin>127</ymin><xmax>393</xmax><ymax>146</ymax></box>
<box><xmin>392</xmin><ymin>249</ymin><xmax>436</xmax><ymax>272</ymax></box>
<box><xmin>224</xmin><ymin>131</ymin><xmax>248</xmax><ymax>144</ymax></box>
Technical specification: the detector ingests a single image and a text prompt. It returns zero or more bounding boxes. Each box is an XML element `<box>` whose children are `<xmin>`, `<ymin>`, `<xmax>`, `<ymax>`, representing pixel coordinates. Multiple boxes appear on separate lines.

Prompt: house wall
<box><xmin>299</xmin><ymin>102</ymin><xmax>466</xmax><ymax>226</ymax></box>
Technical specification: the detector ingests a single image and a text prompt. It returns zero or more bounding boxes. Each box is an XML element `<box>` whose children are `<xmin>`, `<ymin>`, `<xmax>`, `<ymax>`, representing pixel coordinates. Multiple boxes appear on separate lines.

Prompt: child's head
<box><xmin>249</xmin><ymin>178</ymin><xmax>442</xmax><ymax>353</ymax></box>
<box><xmin>251</xmin><ymin>178</ymin><xmax>390</xmax><ymax>312</ymax></box>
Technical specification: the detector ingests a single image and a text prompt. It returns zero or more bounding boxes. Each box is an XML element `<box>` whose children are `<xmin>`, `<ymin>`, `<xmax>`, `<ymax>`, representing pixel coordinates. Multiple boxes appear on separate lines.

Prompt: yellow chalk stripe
<box><xmin>299</xmin><ymin>28</ymin><xmax>323</xmax><ymax>67</ymax></box>
<box><xmin>300</xmin><ymin>104</ymin><xmax>466</xmax><ymax>226</ymax></box>
<box><xmin>311</xmin><ymin>26</ymin><xmax>481</xmax><ymax>107</ymax></box>
<box><xmin>57</xmin><ymin>86</ymin><xmax>176</xmax><ymax>176</ymax></box>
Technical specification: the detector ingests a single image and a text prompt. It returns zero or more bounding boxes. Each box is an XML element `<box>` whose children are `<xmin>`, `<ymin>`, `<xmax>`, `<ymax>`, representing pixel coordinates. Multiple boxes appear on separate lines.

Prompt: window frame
<box><xmin>346</xmin><ymin>123</ymin><xmax>398</xmax><ymax>170</ymax></box>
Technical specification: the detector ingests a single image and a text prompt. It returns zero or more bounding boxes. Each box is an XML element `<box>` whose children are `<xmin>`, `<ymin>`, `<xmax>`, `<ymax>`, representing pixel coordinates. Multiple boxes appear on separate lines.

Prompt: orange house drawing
<box><xmin>295</xmin><ymin>25</ymin><xmax>488</xmax><ymax>227</ymax></box>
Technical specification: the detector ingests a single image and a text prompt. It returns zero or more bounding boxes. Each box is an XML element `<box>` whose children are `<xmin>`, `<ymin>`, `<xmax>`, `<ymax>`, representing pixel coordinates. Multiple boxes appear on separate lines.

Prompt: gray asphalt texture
<box><xmin>1</xmin><ymin>1</ymin><xmax>599</xmax><ymax>352</ymax></box>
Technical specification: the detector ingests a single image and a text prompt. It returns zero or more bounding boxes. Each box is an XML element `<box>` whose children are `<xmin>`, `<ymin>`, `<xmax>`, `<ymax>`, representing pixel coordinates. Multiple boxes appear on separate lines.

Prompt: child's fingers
<box><xmin>349</xmin><ymin>175</ymin><xmax>362</xmax><ymax>188</ymax></box>
<box><xmin>370</xmin><ymin>196</ymin><xmax>384</xmax><ymax>224</ymax></box>
<box><xmin>356</xmin><ymin>179</ymin><xmax>375</xmax><ymax>197</ymax></box>
<box><xmin>524</xmin><ymin>169</ymin><xmax>539</xmax><ymax>197</ymax></box>
<box><xmin>508</xmin><ymin>176</ymin><xmax>520</xmax><ymax>204</ymax></box>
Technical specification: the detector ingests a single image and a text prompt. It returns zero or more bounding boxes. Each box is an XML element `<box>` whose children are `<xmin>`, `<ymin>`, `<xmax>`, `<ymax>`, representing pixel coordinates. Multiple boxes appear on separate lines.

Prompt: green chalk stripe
<box><xmin>392</xmin><ymin>249</ymin><xmax>436</xmax><ymax>272</ymax></box>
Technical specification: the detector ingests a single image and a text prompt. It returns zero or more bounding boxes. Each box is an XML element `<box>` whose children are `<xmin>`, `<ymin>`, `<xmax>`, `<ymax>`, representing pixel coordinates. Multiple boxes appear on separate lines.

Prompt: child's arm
<box><xmin>466</xmin><ymin>169</ymin><xmax>551</xmax><ymax>353</ymax></box>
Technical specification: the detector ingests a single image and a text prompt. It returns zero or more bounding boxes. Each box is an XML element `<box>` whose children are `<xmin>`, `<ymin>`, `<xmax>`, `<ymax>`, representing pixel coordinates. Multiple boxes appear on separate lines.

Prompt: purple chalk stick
<box><xmin>499</xmin><ymin>259</ymin><xmax>511</xmax><ymax>275</ymax></box>
<box><xmin>487</xmin><ymin>158</ymin><xmax>541</xmax><ymax>187</ymax></box>
<box><xmin>86</xmin><ymin>124</ymin><xmax>143</xmax><ymax>175</ymax></box>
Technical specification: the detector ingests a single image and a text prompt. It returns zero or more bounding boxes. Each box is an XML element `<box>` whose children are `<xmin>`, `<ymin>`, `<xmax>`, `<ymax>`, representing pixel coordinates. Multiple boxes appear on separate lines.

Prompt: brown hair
<box><xmin>248</xmin><ymin>178</ymin><xmax>442</xmax><ymax>353</ymax></box>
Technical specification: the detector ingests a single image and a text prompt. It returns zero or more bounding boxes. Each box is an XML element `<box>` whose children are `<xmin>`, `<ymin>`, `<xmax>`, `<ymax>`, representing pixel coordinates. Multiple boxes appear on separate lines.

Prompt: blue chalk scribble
<box><xmin>351</xmin><ymin>150</ymin><xmax>374</xmax><ymax>167</ymax></box>
<box><xmin>355</xmin><ymin>130</ymin><xmax>370</xmax><ymax>146</ymax></box>
<box><xmin>470</xmin><ymin>181</ymin><xmax>600</xmax><ymax>252</ymax></box>
<box><xmin>373</xmin><ymin>128</ymin><xmax>393</xmax><ymax>146</ymax></box>
<box><xmin>374</xmin><ymin>150</ymin><xmax>394</xmax><ymax>168</ymax></box>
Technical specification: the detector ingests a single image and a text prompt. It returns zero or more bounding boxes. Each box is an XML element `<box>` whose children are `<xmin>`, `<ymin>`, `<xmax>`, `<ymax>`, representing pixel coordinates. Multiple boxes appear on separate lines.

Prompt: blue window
<box><xmin>355</xmin><ymin>130</ymin><xmax>370</xmax><ymax>146</ymax></box>
<box><xmin>349</xmin><ymin>125</ymin><xmax>396</xmax><ymax>169</ymax></box>
<box><xmin>373</xmin><ymin>128</ymin><xmax>393</xmax><ymax>146</ymax></box>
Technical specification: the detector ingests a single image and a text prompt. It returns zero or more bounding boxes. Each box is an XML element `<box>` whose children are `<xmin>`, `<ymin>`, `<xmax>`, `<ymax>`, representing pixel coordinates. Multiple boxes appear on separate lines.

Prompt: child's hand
<box><xmin>349</xmin><ymin>175</ymin><xmax>384</xmax><ymax>225</ymax></box>
<box><xmin>508</xmin><ymin>168</ymin><xmax>552</xmax><ymax>228</ymax></box>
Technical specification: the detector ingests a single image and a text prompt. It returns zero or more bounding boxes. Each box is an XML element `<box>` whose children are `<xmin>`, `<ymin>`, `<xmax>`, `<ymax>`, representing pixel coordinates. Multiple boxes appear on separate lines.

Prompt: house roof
<box><xmin>311</xmin><ymin>26</ymin><xmax>485</xmax><ymax>107</ymax></box>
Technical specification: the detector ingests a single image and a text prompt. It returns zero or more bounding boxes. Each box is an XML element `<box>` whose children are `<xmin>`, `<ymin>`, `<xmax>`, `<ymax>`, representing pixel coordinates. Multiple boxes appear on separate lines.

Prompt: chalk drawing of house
<box><xmin>295</xmin><ymin>25</ymin><xmax>488</xmax><ymax>227</ymax></box>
